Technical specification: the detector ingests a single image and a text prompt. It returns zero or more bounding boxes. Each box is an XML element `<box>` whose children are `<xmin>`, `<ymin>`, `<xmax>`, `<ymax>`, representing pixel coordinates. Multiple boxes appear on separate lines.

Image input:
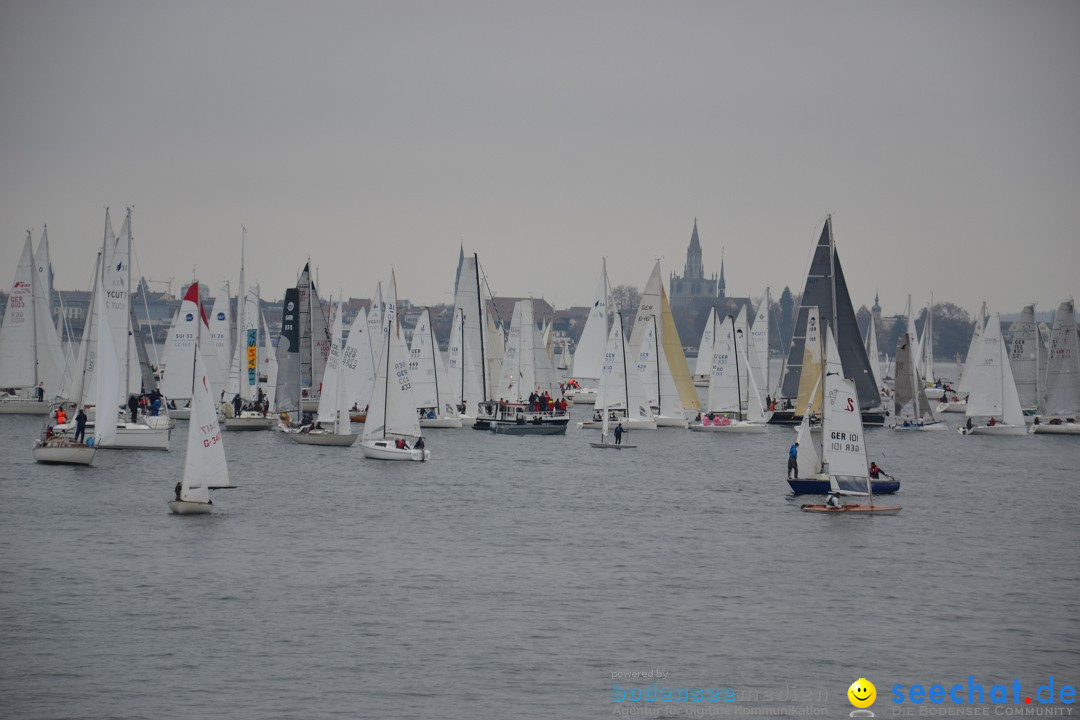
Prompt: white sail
<box><xmin>533</xmin><ymin>310</ymin><xmax>559</xmax><ymax>397</ymax></box>
<box><xmin>158</xmin><ymin>283</ymin><xmax>202</xmax><ymax>400</ymax></box>
<box><xmin>1041</xmin><ymin>299</ymin><xmax>1080</xmax><ymax>417</ymax></box>
<box><xmin>919</xmin><ymin>297</ymin><xmax>935</xmax><ymax>381</ymax></box>
<box><xmin>1008</xmin><ymin>304</ymin><xmax>1040</xmax><ymax>410</ymax></box>
<box><xmin>956</xmin><ymin>302</ymin><xmax>989</xmax><ymax>395</ymax></box>
<box><xmin>0</xmin><ymin>234</ymin><xmax>37</xmax><ymax>389</ymax></box>
<box><xmin>32</xmin><ymin>229</ymin><xmax>67</xmax><ymax>399</ymax></box>
<box><xmin>694</xmin><ymin>307</ymin><xmax>716</xmax><ymax>378</ymax></box>
<box><xmin>181</xmin><ymin>347</ymin><xmax>228</xmax><ymax>501</ymax></box>
<box><xmin>409</xmin><ymin>308</ymin><xmax>444</xmax><ymax>410</ymax></box>
<box><xmin>363</xmin><ymin>273</ymin><xmax>421</xmax><ymax>441</ymax></box>
<box><xmin>259</xmin><ymin>307</ymin><xmax>277</xmax><ymax>410</ymax></box>
<box><xmin>596</xmin><ymin>320</ymin><xmax>626</xmax><ymax>411</ymax></box>
<box><xmin>93</xmin><ymin>255</ymin><xmax>120</xmax><ymax>448</ymax></box>
<box><xmin>965</xmin><ymin>312</ymin><xmax>1025</xmax><ymax>425</ymax></box>
<box><xmin>795</xmin><ymin>377</ymin><xmax>822</xmax><ymax>476</ymax></box>
<box><xmin>636</xmin><ymin>316</ymin><xmax>683</xmax><ymax>418</ymax></box>
<box><xmin>706</xmin><ymin>314</ymin><xmax>740</xmax><ymax>414</ymax></box>
<box><xmin>495</xmin><ymin>301</ymin><xmax>530</xmax><ymax>403</ymax></box>
<box><xmin>893</xmin><ymin>296</ymin><xmax>936</xmax><ymax>423</ymax></box>
<box><xmin>451</xmin><ymin>256</ymin><xmax>489</xmax><ymax>403</ymax></box>
<box><xmin>367</xmin><ymin>282</ymin><xmax>383</xmax><ymax>366</ymax></box>
<box><xmin>208</xmin><ymin>282</ymin><xmax>232</xmax><ymax>380</ymax></box>
<box><xmin>572</xmin><ymin>260</ymin><xmax>612</xmax><ymax>383</ymax></box>
<box><xmin>342</xmin><ymin>306</ymin><xmax>376</xmax><ymax>413</ymax></box>
<box><xmin>751</xmin><ymin>288</ymin><xmax>771</xmax><ymax>394</ymax></box>
<box><xmin>317</xmin><ymin>303</ymin><xmax>343</xmax><ymax>424</ymax></box>
<box><xmin>822</xmin><ymin>325</ymin><xmax>870</xmax><ymax>491</ymax></box>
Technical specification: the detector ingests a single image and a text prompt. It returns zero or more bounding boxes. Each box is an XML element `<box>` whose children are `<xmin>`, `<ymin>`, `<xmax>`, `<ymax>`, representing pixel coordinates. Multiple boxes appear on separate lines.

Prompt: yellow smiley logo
<box><xmin>848</xmin><ymin>678</ymin><xmax>876</xmax><ymax>708</ymax></box>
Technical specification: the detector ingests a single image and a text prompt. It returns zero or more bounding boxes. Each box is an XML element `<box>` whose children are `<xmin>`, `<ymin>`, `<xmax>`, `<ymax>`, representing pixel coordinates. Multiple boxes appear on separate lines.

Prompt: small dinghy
<box><xmin>170</xmin><ymin>347</ymin><xmax>233</xmax><ymax>514</ymax></box>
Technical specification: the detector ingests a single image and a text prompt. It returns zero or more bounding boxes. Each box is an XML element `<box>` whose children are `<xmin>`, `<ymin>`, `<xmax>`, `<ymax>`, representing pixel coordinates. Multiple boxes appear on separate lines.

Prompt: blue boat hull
<box><xmin>787</xmin><ymin>478</ymin><xmax>900</xmax><ymax>495</ymax></box>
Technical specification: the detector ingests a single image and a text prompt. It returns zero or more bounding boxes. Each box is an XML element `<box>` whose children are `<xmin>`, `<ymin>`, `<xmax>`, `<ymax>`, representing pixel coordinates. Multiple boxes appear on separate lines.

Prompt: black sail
<box><xmin>780</xmin><ymin>217</ymin><xmax>880</xmax><ymax>411</ymax></box>
<box><xmin>274</xmin><ymin>287</ymin><xmax>301</xmax><ymax>413</ymax></box>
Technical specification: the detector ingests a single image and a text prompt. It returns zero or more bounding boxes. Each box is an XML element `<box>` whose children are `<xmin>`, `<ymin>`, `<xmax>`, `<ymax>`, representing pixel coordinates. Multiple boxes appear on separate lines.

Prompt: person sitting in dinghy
<box><xmin>825</xmin><ymin>493</ymin><xmax>843</xmax><ymax>510</ymax></box>
<box><xmin>869</xmin><ymin>462</ymin><xmax>890</xmax><ymax>480</ymax></box>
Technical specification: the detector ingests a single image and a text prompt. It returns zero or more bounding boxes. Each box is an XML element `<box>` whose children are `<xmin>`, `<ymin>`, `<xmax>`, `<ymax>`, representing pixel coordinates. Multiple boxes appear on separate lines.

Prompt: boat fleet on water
<box><xmin>2</xmin><ymin>211</ymin><xmax>1077</xmax><ymax>515</ymax></box>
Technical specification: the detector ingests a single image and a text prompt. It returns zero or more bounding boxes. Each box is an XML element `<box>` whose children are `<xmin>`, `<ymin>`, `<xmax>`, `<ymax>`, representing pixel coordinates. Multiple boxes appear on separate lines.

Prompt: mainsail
<box><xmin>779</xmin><ymin>217</ymin><xmax>880</xmax><ymax>411</ymax></box>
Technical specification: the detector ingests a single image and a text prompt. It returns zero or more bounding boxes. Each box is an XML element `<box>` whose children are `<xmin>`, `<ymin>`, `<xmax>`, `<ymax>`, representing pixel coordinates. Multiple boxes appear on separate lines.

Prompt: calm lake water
<box><xmin>1</xmin><ymin>391</ymin><xmax>1077</xmax><ymax>718</ymax></box>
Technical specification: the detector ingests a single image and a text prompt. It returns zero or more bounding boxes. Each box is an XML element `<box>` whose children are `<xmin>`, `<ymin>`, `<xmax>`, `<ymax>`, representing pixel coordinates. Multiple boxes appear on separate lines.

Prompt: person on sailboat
<box><xmin>232</xmin><ymin>393</ymin><xmax>242</xmax><ymax>418</ymax></box>
<box><xmin>787</xmin><ymin>442</ymin><xmax>799</xmax><ymax>479</ymax></box>
<box><xmin>825</xmin><ymin>493</ymin><xmax>843</xmax><ymax>510</ymax></box>
<box><xmin>74</xmin><ymin>407</ymin><xmax>88</xmax><ymax>443</ymax></box>
<box><xmin>174</xmin><ymin>481</ymin><xmax>182</xmax><ymax>501</ymax></box>
<box><xmin>614</xmin><ymin>422</ymin><xmax>624</xmax><ymax>445</ymax></box>
<box><xmin>128</xmin><ymin>395</ymin><xmax>140</xmax><ymax>423</ymax></box>
<box><xmin>869</xmin><ymin>462</ymin><xmax>890</xmax><ymax>480</ymax></box>
<box><xmin>37</xmin><ymin>382</ymin><xmax>44</xmax><ymax>402</ymax></box>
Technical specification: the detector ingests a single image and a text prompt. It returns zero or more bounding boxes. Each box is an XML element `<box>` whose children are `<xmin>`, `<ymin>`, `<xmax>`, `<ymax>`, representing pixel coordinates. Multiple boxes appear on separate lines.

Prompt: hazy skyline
<box><xmin>2</xmin><ymin>1</ymin><xmax>1078</xmax><ymax>317</ymax></box>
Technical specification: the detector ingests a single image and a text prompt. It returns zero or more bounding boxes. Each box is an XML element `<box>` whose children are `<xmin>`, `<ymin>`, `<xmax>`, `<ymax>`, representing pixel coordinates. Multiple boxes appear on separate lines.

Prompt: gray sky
<box><xmin>2</xmin><ymin>0</ymin><xmax>1078</xmax><ymax>318</ymax></box>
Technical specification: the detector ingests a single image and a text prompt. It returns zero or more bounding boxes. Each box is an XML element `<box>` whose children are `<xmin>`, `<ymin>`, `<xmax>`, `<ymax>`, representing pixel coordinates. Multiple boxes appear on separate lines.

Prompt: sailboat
<box><xmin>958</xmin><ymin>311</ymin><xmax>1027</xmax><ymax>435</ymax></box>
<box><xmin>590</xmin><ymin>313</ymin><xmax>637</xmax><ymax>449</ymax></box>
<box><xmin>567</xmin><ymin>260</ymin><xmax>612</xmax><ymax>405</ymax></box>
<box><xmin>1008</xmin><ymin>304</ymin><xmax>1041</xmax><ymax>416</ymax></box>
<box><xmin>637</xmin><ymin>315</ymin><xmax>689</xmax><ymax>428</ymax></box>
<box><xmin>287</xmin><ymin>301</ymin><xmax>358</xmax><ymax>446</ymax></box>
<box><xmin>410</xmin><ymin>308</ymin><xmax>462</xmax><ymax>428</ymax></box>
<box><xmin>774</xmin><ymin>216</ymin><xmax>887</xmax><ymax>425</ymax></box>
<box><xmin>892</xmin><ymin>296</ymin><xmax>944</xmax><ymax>430</ymax></box>
<box><xmin>799</xmin><ymin>324</ymin><xmax>901</xmax><ymax>514</ymax></box>
<box><xmin>169</xmin><ymin>340</ymin><xmax>232</xmax><ymax>514</ymax></box>
<box><xmin>450</xmin><ymin>252</ymin><xmax>494</xmax><ymax>419</ymax></box>
<box><xmin>360</xmin><ymin>273</ymin><xmax>430</xmax><ymax>460</ymax></box>
<box><xmin>691</xmin><ymin>307</ymin><xmax>716</xmax><ymax>388</ymax></box>
<box><xmin>938</xmin><ymin>303</ymin><xmax>989</xmax><ymax>413</ymax></box>
<box><xmin>0</xmin><ymin>229</ymin><xmax>67</xmax><ymax>415</ymax></box>
<box><xmin>477</xmin><ymin>299</ymin><xmax>571</xmax><ymax>434</ymax></box>
<box><xmin>58</xmin><ymin>209</ymin><xmax>171</xmax><ymax>449</ymax></box>
<box><xmin>689</xmin><ymin>308</ymin><xmax>768</xmax><ymax>432</ymax></box>
<box><xmin>157</xmin><ymin>282</ymin><xmax>214</xmax><ymax>420</ymax></box>
<box><xmin>579</xmin><ymin>313</ymin><xmax>656</xmax><ymax>431</ymax></box>
<box><xmin>224</xmin><ymin>234</ymin><xmax>275</xmax><ymax>430</ymax></box>
<box><xmin>1032</xmin><ymin>299</ymin><xmax>1080</xmax><ymax>434</ymax></box>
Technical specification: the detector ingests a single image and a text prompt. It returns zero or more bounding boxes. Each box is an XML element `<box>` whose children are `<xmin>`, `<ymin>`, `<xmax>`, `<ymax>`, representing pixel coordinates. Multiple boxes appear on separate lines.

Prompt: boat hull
<box><xmin>0</xmin><ymin>398</ymin><xmax>50</xmax><ymax>415</ymax></box>
<box><xmin>891</xmin><ymin>421</ymin><xmax>946</xmax><ymax>431</ymax></box>
<box><xmin>1031</xmin><ymin>422</ymin><xmax>1080</xmax><ymax>435</ymax></box>
<box><xmin>287</xmin><ymin>431</ymin><xmax>359</xmax><ymax>446</ymax></box>
<box><xmin>578</xmin><ymin>418</ymin><xmax>656</xmax><ymax>431</ymax></box>
<box><xmin>168</xmin><ymin>500</ymin><xmax>212</xmax><ymax>515</ymax></box>
<box><xmin>768</xmin><ymin>410</ymin><xmax>889</xmax><ymax>427</ymax></box>
<box><xmin>360</xmin><ymin>439</ymin><xmax>430</xmax><ymax>461</ymax></box>
<box><xmin>958</xmin><ymin>424</ymin><xmax>1027</xmax><ymax>436</ymax></box>
<box><xmin>224</xmin><ymin>415</ymin><xmax>276</xmax><ymax>431</ymax></box>
<box><xmin>937</xmin><ymin>399</ymin><xmax>968</xmax><ymax>413</ymax></box>
<box><xmin>801</xmin><ymin>504</ymin><xmax>901</xmax><ymax>515</ymax></box>
<box><xmin>566</xmin><ymin>388</ymin><xmax>596</xmax><ymax>405</ymax></box>
<box><xmin>419</xmin><ymin>416</ymin><xmax>463</xmax><ymax>429</ymax></box>
<box><xmin>787</xmin><ymin>477</ymin><xmax>900</xmax><ymax>495</ymax></box>
<box><xmin>589</xmin><ymin>441</ymin><xmax>637</xmax><ymax>449</ymax></box>
<box><xmin>490</xmin><ymin>422</ymin><xmax>568</xmax><ymax>436</ymax></box>
<box><xmin>169</xmin><ymin>407</ymin><xmax>191</xmax><ymax>420</ymax></box>
<box><xmin>654</xmin><ymin>415</ymin><xmax>689</xmax><ymax>429</ymax></box>
<box><xmin>93</xmin><ymin>424</ymin><xmax>172</xmax><ymax>450</ymax></box>
<box><xmin>32</xmin><ymin>440</ymin><xmax>96</xmax><ymax>465</ymax></box>
<box><xmin>688</xmin><ymin>421</ymin><xmax>767</xmax><ymax>433</ymax></box>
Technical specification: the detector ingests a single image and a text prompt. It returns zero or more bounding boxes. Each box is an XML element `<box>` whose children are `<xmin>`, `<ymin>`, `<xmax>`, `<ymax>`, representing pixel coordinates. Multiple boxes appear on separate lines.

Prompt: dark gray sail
<box><xmin>779</xmin><ymin>217</ymin><xmax>881</xmax><ymax>411</ymax></box>
<box><xmin>274</xmin><ymin>288</ymin><xmax>301</xmax><ymax>413</ymax></box>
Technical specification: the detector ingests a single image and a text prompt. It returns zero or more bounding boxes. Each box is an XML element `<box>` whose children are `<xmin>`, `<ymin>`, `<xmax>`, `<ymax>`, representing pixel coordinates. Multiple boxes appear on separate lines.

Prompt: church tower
<box><xmin>669</xmin><ymin>219</ymin><xmax>718</xmax><ymax>302</ymax></box>
<box><xmin>684</xmin><ymin>219</ymin><xmax>704</xmax><ymax>280</ymax></box>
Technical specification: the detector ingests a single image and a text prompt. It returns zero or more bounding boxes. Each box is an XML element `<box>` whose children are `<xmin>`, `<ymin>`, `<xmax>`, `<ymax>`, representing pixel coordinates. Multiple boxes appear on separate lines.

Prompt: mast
<box><xmin>428</xmin><ymin>306</ymin><xmax>440</xmax><ymax>413</ymax></box>
<box><xmin>731</xmin><ymin>314</ymin><xmax>743</xmax><ymax>421</ymax></box>
<box><xmin>827</xmin><ymin>216</ymin><xmax>838</xmax><ymax>342</ymax></box>
<box><xmin>652</xmin><ymin>315</ymin><xmax>661</xmax><ymax>408</ymax></box>
<box><xmin>619</xmin><ymin>312</ymin><xmax>630</xmax><ymax>415</ymax></box>
<box><xmin>474</xmin><ymin>253</ymin><xmax>487</xmax><ymax>401</ymax></box>
<box><xmin>382</xmin><ymin>309</ymin><xmax>391</xmax><ymax>439</ymax></box>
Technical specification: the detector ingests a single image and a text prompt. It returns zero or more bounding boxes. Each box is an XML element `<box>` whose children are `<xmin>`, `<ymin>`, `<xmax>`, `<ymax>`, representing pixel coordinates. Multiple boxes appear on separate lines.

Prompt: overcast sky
<box><xmin>2</xmin><ymin>0</ymin><xmax>1078</xmax><ymax>318</ymax></box>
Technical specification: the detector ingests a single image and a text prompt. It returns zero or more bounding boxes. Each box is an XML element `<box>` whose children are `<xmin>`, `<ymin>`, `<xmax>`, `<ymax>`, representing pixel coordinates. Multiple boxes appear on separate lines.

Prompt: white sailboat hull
<box><xmin>170</xmin><ymin>407</ymin><xmax>191</xmax><ymax>420</ymax></box>
<box><xmin>287</xmin><ymin>431</ymin><xmax>358</xmax><ymax>446</ymax></box>
<box><xmin>0</xmin><ymin>398</ymin><xmax>50</xmax><ymax>415</ymax></box>
<box><xmin>419</xmin><ymin>416</ymin><xmax>463</xmax><ymax>429</ymax></box>
<box><xmin>688</xmin><ymin>420</ymin><xmax>768</xmax><ymax>433</ymax></box>
<box><xmin>360</xmin><ymin>439</ymin><xmax>430</xmax><ymax>461</ymax></box>
<box><xmin>654</xmin><ymin>415</ymin><xmax>689</xmax><ymax>429</ymax></box>
<box><xmin>891</xmin><ymin>421</ymin><xmax>947</xmax><ymax>431</ymax></box>
<box><xmin>1031</xmin><ymin>422</ymin><xmax>1080</xmax><ymax>435</ymax></box>
<box><xmin>589</xmin><ymin>441</ymin><xmax>637</xmax><ymax>449</ymax></box>
<box><xmin>959</xmin><ymin>424</ymin><xmax>1028</xmax><ymax>436</ymax></box>
<box><xmin>32</xmin><ymin>439</ymin><xmax>96</xmax><ymax>465</ymax></box>
<box><xmin>924</xmin><ymin>387</ymin><xmax>945</xmax><ymax>400</ymax></box>
<box><xmin>100</xmin><ymin>424</ymin><xmax>172</xmax><ymax>449</ymax></box>
<box><xmin>578</xmin><ymin>417</ymin><xmax>657</xmax><ymax>430</ymax></box>
<box><xmin>223</xmin><ymin>414</ymin><xmax>276</xmax><ymax>431</ymax></box>
<box><xmin>168</xmin><ymin>499</ymin><xmax>212</xmax><ymax>515</ymax></box>
<box><xmin>801</xmin><ymin>504</ymin><xmax>902</xmax><ymax>515</ymax></box>
<box><xmin>937</xmin><ymin>399</ymin><xmax>968</xmax><ymax>413</ymax></box>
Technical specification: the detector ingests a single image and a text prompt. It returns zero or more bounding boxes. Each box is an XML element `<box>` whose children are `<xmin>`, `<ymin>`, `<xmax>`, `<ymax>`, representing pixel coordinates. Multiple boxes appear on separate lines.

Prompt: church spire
<box><xmin>685</xmin><ymin>219</ymin><xmax>703</xmax><ymax>280</ymax></box>
<box><xmin>718</xmin><ymin>247</ymin><xmax>726</xmax><ymax>299</ymax></box>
